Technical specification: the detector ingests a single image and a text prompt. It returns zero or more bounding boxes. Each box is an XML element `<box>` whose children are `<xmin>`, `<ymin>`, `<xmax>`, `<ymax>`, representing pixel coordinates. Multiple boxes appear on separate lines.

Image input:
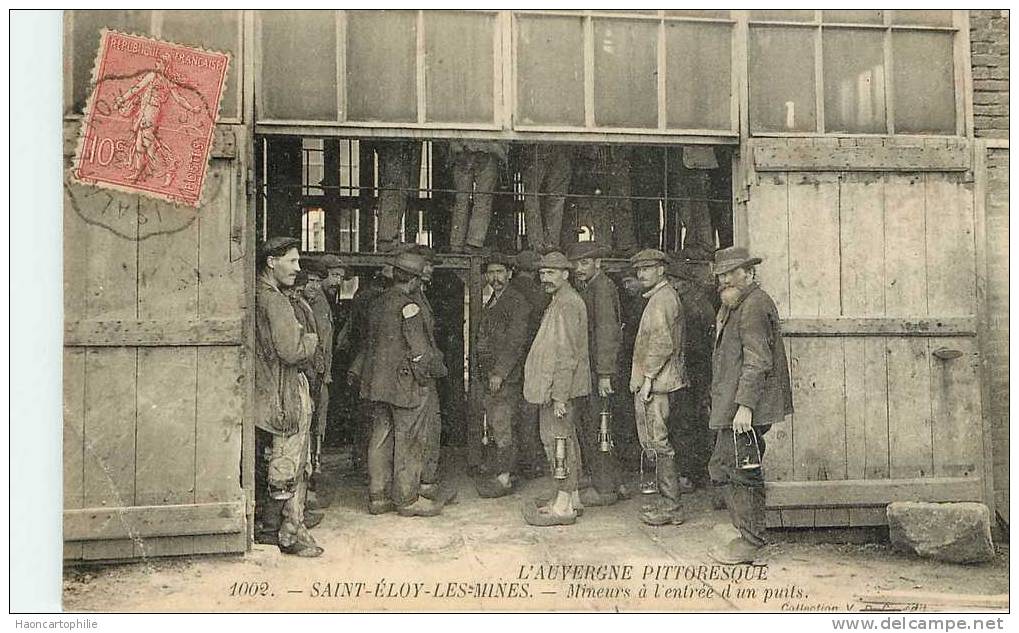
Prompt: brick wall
<box><xmin>970</xmin><ymin>10</ymin><xmax>1009</xmax><ymax>138</ymax></box>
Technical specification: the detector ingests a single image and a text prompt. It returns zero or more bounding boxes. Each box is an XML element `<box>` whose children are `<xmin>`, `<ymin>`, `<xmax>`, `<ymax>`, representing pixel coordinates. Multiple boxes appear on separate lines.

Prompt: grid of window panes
<box><xmin>66</xmin><ymin>10</ymin><xmax>242</xmax><ymax>119</ymax></box>
<box><xmin>748</xmin><ymin>10</ymin><xmax>959</xmax><ymax>135</ymax></box>
<box><xmin>513</xmin><ymin>10</ymin><xmax>736</xmax><ymax>131</ymax></box>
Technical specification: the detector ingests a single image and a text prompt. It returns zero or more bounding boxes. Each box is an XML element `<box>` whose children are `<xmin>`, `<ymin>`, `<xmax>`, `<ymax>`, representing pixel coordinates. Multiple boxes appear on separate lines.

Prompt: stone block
<box><xmin>887</xmin><ymin>502</ymin><xmax>995</xmax><ymax>564</ymax></box>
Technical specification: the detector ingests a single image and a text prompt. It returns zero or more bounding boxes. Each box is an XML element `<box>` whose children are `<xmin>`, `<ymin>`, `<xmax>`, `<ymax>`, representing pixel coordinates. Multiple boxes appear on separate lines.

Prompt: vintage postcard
<box><xmin>59</xmin><ymin>9</ymin><xmax>1008</xmax><ymax>617</ymax></box>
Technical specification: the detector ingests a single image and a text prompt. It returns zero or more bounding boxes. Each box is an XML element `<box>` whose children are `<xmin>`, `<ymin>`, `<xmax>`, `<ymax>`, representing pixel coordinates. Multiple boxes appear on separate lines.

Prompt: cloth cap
<box><xmin>301</xmin><ymin>256</ymin><xmax>327</xmax><ymax>278</ymax></box>
<box><xmin>259</xmin><ymin>236</ymin><xmax>301</xmax><ymax>262</ymax></box>
<box><xmin>565</xmin><ymin>241</ymin><xmax>609</xmax><ymax>261</ymax></box>
<box><xmin>486</xmin><ymin>252</ymin><xmax>514</xmax><ymax>269</ymax></box>
<box><xmin>392</xmin><ymin>252</ymin><xmax>427</xmax><ymax>277</ymax></box>
<box><xmin>712</xmin><ymin>246</ymin><xmax>762</xmax><ymax>275</ymax></box>
<box><xmin>515</xmin><ymin>250</ymin><xmax>541</xmax><ymax>271</ymax></box>
<box><xmin>629</xmin><ymin>248</ymin><xmax>670</xmax><ymax>269</ymax></box>
<box><xmin>537</xmin><ymin>251</ymin><xmax>572</xmax><ymax>270</ymax></box>
<box><xmin>319</xmin><ymin>254</ymin><xmax>345</xmax><ymax>270</ymax></box>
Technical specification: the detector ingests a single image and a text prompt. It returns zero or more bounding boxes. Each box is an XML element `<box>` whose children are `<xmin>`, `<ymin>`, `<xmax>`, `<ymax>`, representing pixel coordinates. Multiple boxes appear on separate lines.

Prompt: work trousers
<box><xmin>515</xmin><ymin>400</ymin><xmax>546</xmax><ymax>474</ymax></box>
<box><xmin>450</xmin><ymin>150</ymin><xmax>499</xmax><ymax>249</ymax></box>
<box><xmin>522</xmin><ymin>146</ymin><xmax>572</xmax><ymax>251</ymax></box>
<box><xmin>634</xmin><ymin>392</ymin><xmax>676</xmax><ymax>458</ymax></box>
<box><xmin>481</xmin><ymin>382</ymin><xmax>521</xmax><ymax>475</ymax></box>
<box><xmin>368</xmin><ymin>392</ymin><xmax>430</xmax><ymax>507</ymax></box>
<box><xmin>420</xmin><ymin>384</ymin><xmax>442</xmax><ymax>485</ymax></box>
<box><xmin>539</xmin><ymin>399</ymin><xmax>584</xmax><ymax>493</ymax></box>
<box><xmin>708</xmin><ymin>425</ymin><xmax>770</xmax><ymax>547</ymax></box>
<box><xmin>376</xmin><ymin>141</ymin><xmax>422</xmax><ymax>247</ymax></box>
<box><xmin>668</xmin><ymin>384</ymin><xmax>712</xmax><ymax>485</ymax></box>
<box><xmin>577</xmin><ymin>393</ymin><xmax>621</xmax><ymax>495</ymax></box>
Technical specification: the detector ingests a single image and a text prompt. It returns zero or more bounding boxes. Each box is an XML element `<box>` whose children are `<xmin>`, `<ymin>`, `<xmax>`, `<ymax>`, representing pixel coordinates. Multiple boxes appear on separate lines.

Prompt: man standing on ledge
<box><xmin>254</xmin><ymin>237</ymin><xmax>322</xmax><ymax>557</ymax></box>
<box><xmin>630</xmin><ymin>249</ymin><xmax>687</xmax><ymax>526</ymax></box>
<box><xmin>567</xmin><ymin>241</ymin><xmax>624</xmax><ymax>507</ymax></box>
<box><xmin>707</xmin><ymin>246</ymin><xmax>793</xmax><ymax>564</ymax></box>
<box><xmin>522</xmin><ymin>252</ymin><xmax>590</xmax><ymax>525</ymax></box>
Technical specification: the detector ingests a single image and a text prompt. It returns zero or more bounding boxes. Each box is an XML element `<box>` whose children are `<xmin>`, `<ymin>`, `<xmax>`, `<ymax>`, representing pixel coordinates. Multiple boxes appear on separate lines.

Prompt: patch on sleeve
<box><xmin>402</xmin><ymin>303</ymin><xmax>421</xmax><ymax>319</ymax></box>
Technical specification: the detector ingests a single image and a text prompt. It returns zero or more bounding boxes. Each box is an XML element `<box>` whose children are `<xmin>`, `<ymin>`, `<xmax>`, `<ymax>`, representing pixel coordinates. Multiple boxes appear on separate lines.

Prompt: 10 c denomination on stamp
<box><xmin>72</xmin><ymin>30</ymin><xmax>230</xmax><ymax>208</ymax></box>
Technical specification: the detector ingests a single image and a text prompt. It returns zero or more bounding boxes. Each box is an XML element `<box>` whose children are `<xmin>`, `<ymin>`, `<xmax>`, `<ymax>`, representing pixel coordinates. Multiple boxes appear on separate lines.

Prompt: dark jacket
<box><xmin>477</xmin><ymin>285</ymin><xmax>532</xmax><ymax>384</ymax></box>
<box><xmin>359</xmin><ymin>285</ymin><xmax>437</xmax><ymax>409</ymax></box>
<box><xmin>672</xmin><ymin>278</ymin><xmax>716</xmax><ymax>388</ymax></box>
<box><xmin>709</xmin><ymin>284</ymin><xmax>794</xmax><ymax>429</ymax></box>
<box><xmin>303</xmin><ymin>281</ymin><xmax>335</xmax><ymax>382</ymax></box>
<box><xmin>509</xmin><ymin>273</ymin><xmax>548</xmax><ymax>340</ymax></box>
<box><xmin>576</xmin><ymin>270</ymin><xmax>621</xmax><ymax>380</ymax></box>
<box><xmin>254</xmin><ymin>277</ymin><xmax>317</xmax><ymax>435</ymax></box>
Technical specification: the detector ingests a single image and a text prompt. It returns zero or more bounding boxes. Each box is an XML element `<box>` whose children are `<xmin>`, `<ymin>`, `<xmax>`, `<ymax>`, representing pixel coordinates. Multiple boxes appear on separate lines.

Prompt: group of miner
<box><xmin>255</xmin><ymin>236</ymin><xmax>792</xmax><ymax>566</ymax></box>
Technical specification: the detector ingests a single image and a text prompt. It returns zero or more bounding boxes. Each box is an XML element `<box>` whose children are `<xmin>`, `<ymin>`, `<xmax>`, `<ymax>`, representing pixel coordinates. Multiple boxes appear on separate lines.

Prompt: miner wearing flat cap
<box><xmin>707</xmin><ymin>246</ymin><xmax>793</xmax><ymax>564</ymax></box>
<box><xmin>629</xmin><ymin>248</ymin><xmax>688</xmax><ymax>527</ymax></box>
<box><xmin>254</xmin><ymin>237</ymin><xmax>323</xmax><ymax>557</ymax></box>
<box><xmin>522</xmin><ymin>251</ymin><xmax>590</xmax><ymax>525</ymax></box>
<box><xmin>566</xmin><ymin>241</ymin><xmax>625</xmax><ymax>507</ymax></box>
<box><xmin>358</xmin><ymin>251</ymin><xmax>451</xmax><ymax>518</ymax></box>
<box><xmin>473</xmin><ymin>251</ymin><xmax>533</xmax><ymax>497</ymax></box>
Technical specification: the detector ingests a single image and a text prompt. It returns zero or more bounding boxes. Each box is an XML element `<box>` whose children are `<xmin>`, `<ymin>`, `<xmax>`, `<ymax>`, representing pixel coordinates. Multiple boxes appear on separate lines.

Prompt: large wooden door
<box><xmin>747</xmin><ymin>171</ymin><xmax>987</xmax><ymax>527</ymax></box>
<box><xmin>62</xmin><ymin>123</ymin><xmax>250</xmax><ymax>560</ymax></box>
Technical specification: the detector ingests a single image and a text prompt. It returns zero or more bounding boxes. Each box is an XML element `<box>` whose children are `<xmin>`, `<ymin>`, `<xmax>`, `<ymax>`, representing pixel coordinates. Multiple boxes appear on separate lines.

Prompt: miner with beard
<box><xmin>474</xmin><ymin>252</ymin><xmax>532</xmax><ymax>497</ymax></box>
<box><xmin>707</xmin><ymin>246</ymin><xmax>793</xmax><ymax>564</ymax></box>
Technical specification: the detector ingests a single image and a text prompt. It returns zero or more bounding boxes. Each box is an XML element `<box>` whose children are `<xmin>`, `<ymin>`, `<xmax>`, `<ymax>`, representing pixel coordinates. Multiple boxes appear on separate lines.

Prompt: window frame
<box><xmin>746</xmin><ymin>9</ymin><xmax>968</xmax><ymax>138</ymax></box>
<box><xmin>63</xmin><ymin>10</ymin><xmax>245</xmax><ymax>124</ymax></box>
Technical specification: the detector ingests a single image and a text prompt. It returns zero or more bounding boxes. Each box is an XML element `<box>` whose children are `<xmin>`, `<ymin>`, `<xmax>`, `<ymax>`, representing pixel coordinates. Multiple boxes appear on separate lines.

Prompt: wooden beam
<box><xmin>765</xmin><ymin>476</ymin><xmax>984</xmax><ymax>509</ymax></box>
<box><xmin>64</xmin><ymin>317</ymin><xmax>243</xmax><ymax>347</ymax></box>
<box><xmin>752</xmin><ymin>141</ymin><xmax>971</xmax><ymax>172</ymax></box>
<box><xmin>64</xmin><ymin>500</ymin><xmax>246</xmax><ymax>542</ymax></box>
<box><xmin>63</xmin><ymin>120</ymin><xmax>238</xmax><ymax>159</ymax></box>
<box><xmin>781</xmin><ymin>316</ymin><xmax>977</xmax><ymax>337</ymax></box>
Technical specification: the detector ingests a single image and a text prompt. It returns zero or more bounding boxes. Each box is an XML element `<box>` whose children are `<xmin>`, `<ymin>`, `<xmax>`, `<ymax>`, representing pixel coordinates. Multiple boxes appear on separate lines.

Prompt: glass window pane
<box><xmin>893</xmin><ymin>31</ymin><xmax>956</xmax><ymax>134</ymax></box>
<box><xmin>823</xmin><ymin>29</ymin><xmax>886</xmax><ymax>133</ymax></box>
<box><xmin>823</xmin><ymin>10</ymin><xmax>884</xmax><ymax>24</ymax></box>
<box><xmin>750</xmin><ymin>10</ymin><xmax>815</xmax><ymax>22</ymax></box>
<box><xmin>892</xmin><ymin>10</ymin><xmax>954</xmax><ymax>27</ymax></box>
<box><xmin>666</xmin><ymin>23</ymin><xmax>732</xmax><ymax>130</ymax></box>
<box><xmin>749</xmin><ymin>27</ymin><xmax>817</xmax><ymax>132</ymax></box>
<box><xmin>161</xmin><ymin>11</ymin><xmax>241</xmax><ymax>120</ymax></box>
<box><xmin>260</xmin><ymin>11</ymin><xmax>337</xmax><ymax>120</ymax></box>
<box><xmin>515</xmin><ymin>15</ymin><xmax>585</xmax><ymax>126</ymax></box>
<box><xmin>346</xmin><ymin>11</ymin><xmax>417</xmax><ymax>123</ymax></box>
<box><xmin>424</xmin><ymin>12</ymin><xmax>495</xmax><ymax>123</ymax></box>
<box><xmin>69</xmin><ymin>10</ymin><xmax>152</xmax><ymax>114</ymax></box>
<box><xmin>593</xmin><ymin>19</ymin><xmax>658</xmax><ymax>128</ymax></box>
<box><xmin>665</xmin><ymin>10</ymin><xmax>731</xmax><ymax>19</ymax></box>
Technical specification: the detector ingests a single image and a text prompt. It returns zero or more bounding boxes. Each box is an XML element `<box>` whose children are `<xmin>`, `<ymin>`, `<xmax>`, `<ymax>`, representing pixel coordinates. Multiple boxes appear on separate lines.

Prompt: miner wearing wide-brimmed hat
<box><xmin>522</xmin><ymin>251</ymin><xmax>590</xmax><ymax>525</ymax></box>
<box><xmin>706</xmin><ymin>246</ymin><xmax>793</xmax><ymax>564</ymax></box>
<box><xmin>358</xmin><ymin>251</ymin><xmax>451</xmax><ymax>517</ymax></box>
<box><xmin>508</xmin><ymin>249</ymin><xmax>549</xmax><ymax>479</ymax></box>
<box><xmin>566</xmin><ymin>240</ymin><xmax>625</xmax><ymax>507</ymax></box>
<box><xmin>629</xmin><ymin>248</ymin><xmax>688</xmax><ymax>527</ymax></box>
<box><xmin>473</xmin><ymin>251</ymin><xmax>533</xmax><ymax>497</ymax></box>
<box><xmin>254</xmin><ymin>237</ymin><xmax>323</xmax><ymax>557</ymax></box>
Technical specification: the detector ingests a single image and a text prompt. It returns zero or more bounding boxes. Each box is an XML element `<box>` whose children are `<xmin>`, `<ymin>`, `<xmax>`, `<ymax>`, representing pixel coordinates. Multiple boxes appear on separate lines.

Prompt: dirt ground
<box><xmin>63</xmin><ymin>450</ymin><xmax>1009</xmax><ymax>613</ymax></box>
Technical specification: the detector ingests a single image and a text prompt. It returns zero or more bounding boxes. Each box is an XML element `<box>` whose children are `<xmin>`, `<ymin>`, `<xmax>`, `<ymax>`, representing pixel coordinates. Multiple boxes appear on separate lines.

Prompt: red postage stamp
<box><xmin>72</xmin><ymin>30</ymin><xmax>230</xmax><ymax>207</ymax></box>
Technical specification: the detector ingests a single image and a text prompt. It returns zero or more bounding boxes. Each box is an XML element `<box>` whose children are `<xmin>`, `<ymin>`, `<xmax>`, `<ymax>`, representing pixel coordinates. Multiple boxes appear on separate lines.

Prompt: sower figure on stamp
<box><xmin>522</xmin><ymin>252</ymin><xmax>590</xmax><ymax>526</ymax></box>
<box><xmin>566</xmin><ymin>241</ymin><xmax>627</xmax><ymax>508</ymax></box>
<box><xmin>706</xmin><ymin>246</ymin><xmax>793</xmax><ymax>565</ymax></box>
<box><xmin>474</xmin><ymin>252</ymin><xmax>533</xmax><ymax>498</ymax></box>
<box><xmin>508</xmin><ymin>250</ymin><xmax>550</xmax><ymax>479</ymax></box>
<box><xmin>253</xmin><ymin>237</ymin><xmax>323</xmax><ymax>557</ymax></box>
<box><xmin>448</xmin><ymin>141</ymin><xmax>506</xmax><ymax>253</ymax></box>
<box><xmin>359</xmin><ymin>252</ymin><xmax>451</xmax><ymax>517</ymax></box>
<box><xmin>629</xmin><ymin>249</ymin><xmax>688</xmax><ymax>527</ymax></box>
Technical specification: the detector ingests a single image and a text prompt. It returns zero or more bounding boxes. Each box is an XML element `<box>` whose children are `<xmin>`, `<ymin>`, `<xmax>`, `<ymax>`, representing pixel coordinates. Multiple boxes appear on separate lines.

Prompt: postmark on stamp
<box><xmin>72</xmin><ymin>30</ymin><xmax>230</xmax><ymax>208</ymax></box>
